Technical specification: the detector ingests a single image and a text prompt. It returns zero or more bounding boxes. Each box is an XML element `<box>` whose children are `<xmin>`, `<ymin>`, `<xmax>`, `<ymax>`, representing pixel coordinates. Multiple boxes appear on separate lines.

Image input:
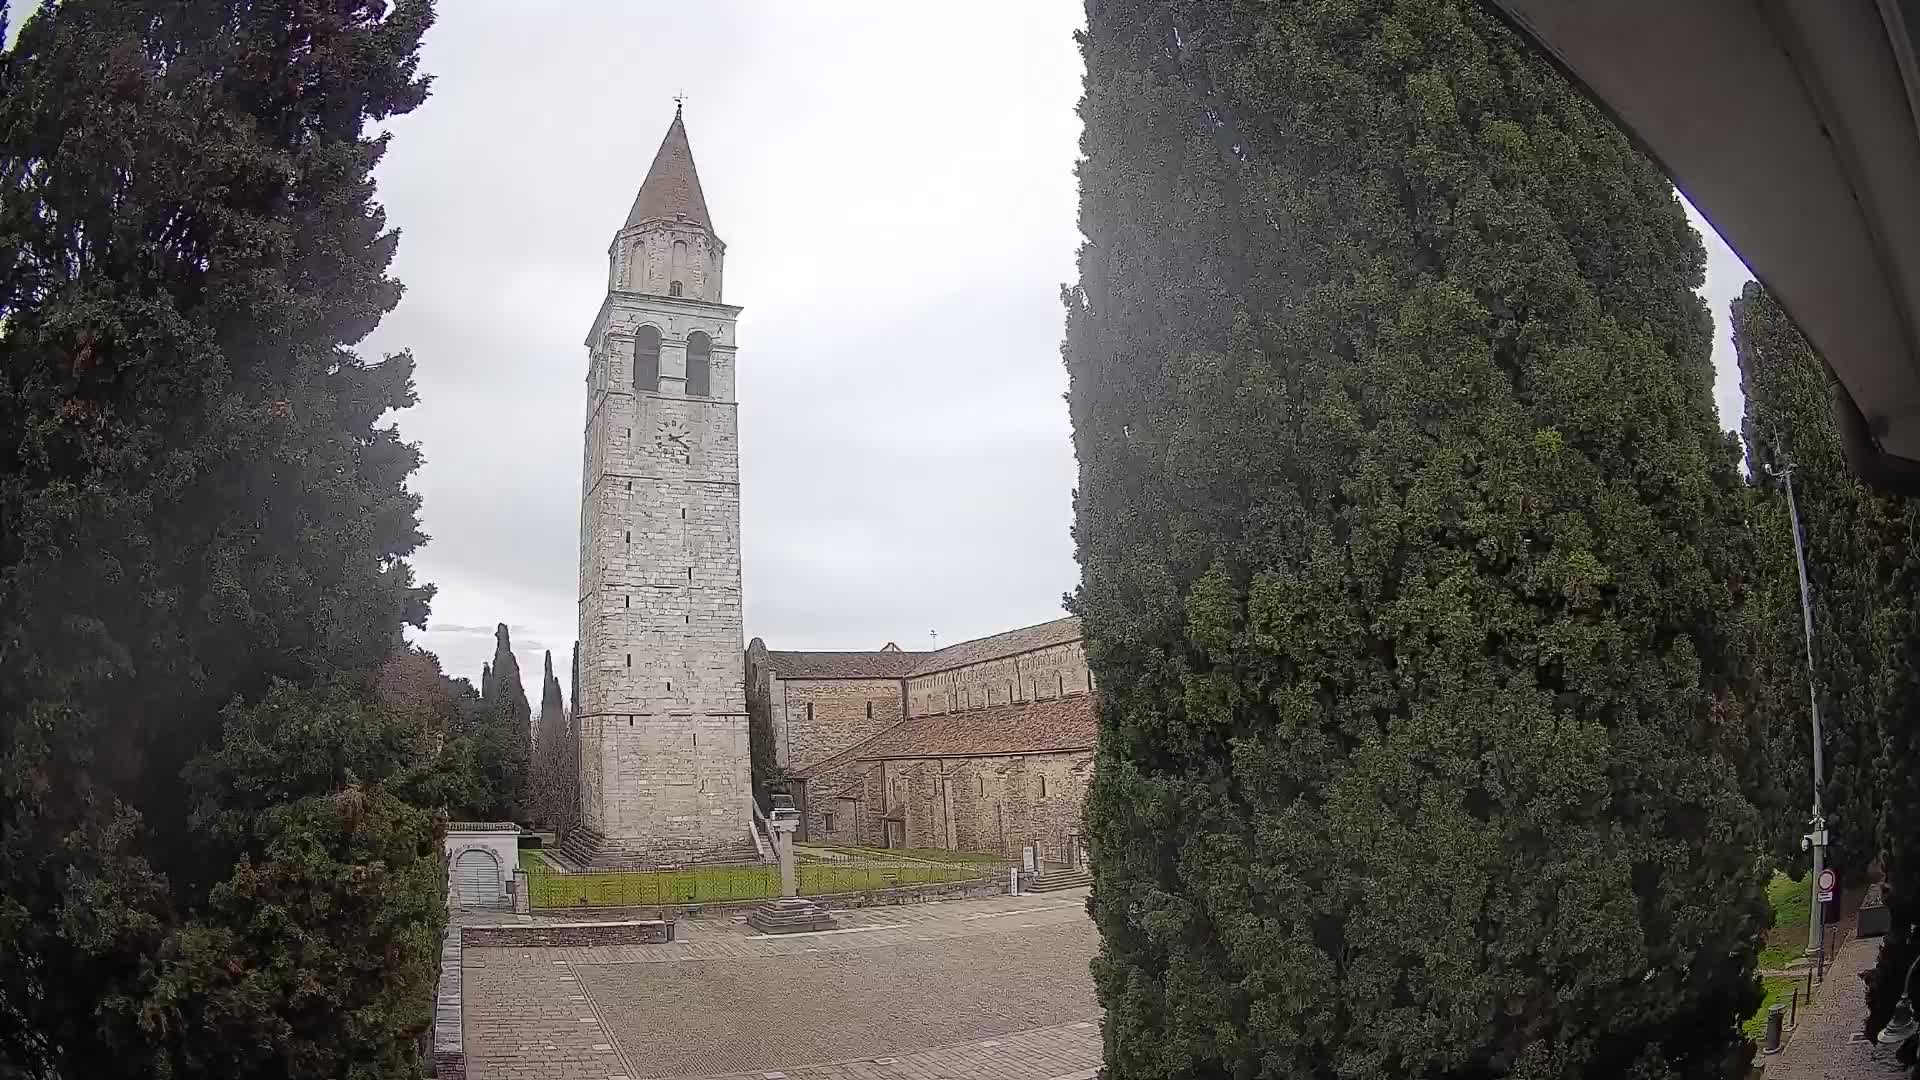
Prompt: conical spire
<box><xmin>625</xmin><ymin>107</ymin><xmax>713</xmax><ymax>232</ymax></box>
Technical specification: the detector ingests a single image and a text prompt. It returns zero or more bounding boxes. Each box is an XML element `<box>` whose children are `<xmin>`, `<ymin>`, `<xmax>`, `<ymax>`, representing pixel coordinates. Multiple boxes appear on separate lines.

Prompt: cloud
<box><xmin>368</xmin><ymin>2</ymin><xmax>1088</xmax><ymax>690</ymax></box>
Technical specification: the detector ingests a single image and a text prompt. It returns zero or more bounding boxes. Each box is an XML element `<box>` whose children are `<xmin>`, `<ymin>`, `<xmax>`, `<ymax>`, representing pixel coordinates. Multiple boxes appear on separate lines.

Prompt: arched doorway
<box><xmin>453</xmin><ymin>848</ymin><xmax>503</xmax><ymax>908</ymax></box>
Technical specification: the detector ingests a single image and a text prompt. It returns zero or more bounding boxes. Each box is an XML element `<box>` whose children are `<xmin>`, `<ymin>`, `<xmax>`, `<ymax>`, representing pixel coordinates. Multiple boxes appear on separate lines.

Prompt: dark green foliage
<box><xmin>1066</xmin><ymin>2</ymin><xmax>1764</xmax><ymax>1076</ymax></box>
<box><xmin>566</xmin><ymin>641</ymin><xmax>581</xmax><ymax>833</ymax></box>
<box><xmin>530</xmin><ymin>650</ymin><xmax>573</xmax><ymax>829</ymax></box>
<box><xmin>1730</xmin><ymin>282</ymin><xmax>1892</xmax><ymax>879</ymax></box>
<box><xmin>148</xmin><ymin>682</ymin><xmax>451</xmax><ymax>1080</ymax></box>
<box><xmin>0</xmin><ymin>1</ymin><xmax>440</xmax><ymax>1075</ymax></box>
<box><xmin>484</xmin><ymin>623</ymin><xmax>532</xmax><ymax>821</ymax></box>
<box><xmin>1729</xmin><ymin>283</ymin><xmax>1920</xmax><ymax>1035</ymax></box>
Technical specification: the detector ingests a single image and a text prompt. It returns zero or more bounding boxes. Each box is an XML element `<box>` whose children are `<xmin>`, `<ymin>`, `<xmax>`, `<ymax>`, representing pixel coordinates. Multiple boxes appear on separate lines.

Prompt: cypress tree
<box><xmin>1732</xmin><ymin>281</ymin><xmax>1898</xmax><ymax>883</ymax></box>
<box><xmin>566</xmin><ymin>639</ymin><xmax>581</xmax><ymax>832</ymax></box>
<box><xmin>0</xmin><ymin>1</ymin><xmax>438</xmax><ymax>1075</ymax></box>
<box><xmin>1730</xmin><ymin>282</ymin><xmax>1920</xmax><ymax>1035</ymax></box>
<box><xmin>532</xmin><ymin>650</ymin><xmax>567</xmax><ymax>827</ymax></box>
<box><xmin>487</xmin><ymin>623</ymin><xmax>532</xmax><ymax>820</ymax></box>
<box><xmin>1066</xmin><ymin>2</ymin><xmax>1764</xmax><ymax>1076</ymax></box>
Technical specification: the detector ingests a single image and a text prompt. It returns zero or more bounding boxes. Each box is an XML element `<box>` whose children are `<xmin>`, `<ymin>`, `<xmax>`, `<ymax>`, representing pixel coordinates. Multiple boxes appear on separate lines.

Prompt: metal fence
<box><xmin>523</xmin><ymin>853</ymin><xmax>999</xmax><ymax>910</ymax></box>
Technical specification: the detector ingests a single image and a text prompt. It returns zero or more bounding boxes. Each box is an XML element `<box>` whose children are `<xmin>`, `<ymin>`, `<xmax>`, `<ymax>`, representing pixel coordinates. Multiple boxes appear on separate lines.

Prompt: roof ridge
<box><xmin>905</xmin><ymin>615</ymin><xmax>1082</xmax><ymax>677</ymax></box>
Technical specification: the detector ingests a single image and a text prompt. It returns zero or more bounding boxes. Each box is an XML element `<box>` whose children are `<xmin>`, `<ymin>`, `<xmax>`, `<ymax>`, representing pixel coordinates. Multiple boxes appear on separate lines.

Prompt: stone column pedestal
<box><xmin>748</xmin><ymin>807</ymin><xmax>837</xmax><ymax>934</ymax></box>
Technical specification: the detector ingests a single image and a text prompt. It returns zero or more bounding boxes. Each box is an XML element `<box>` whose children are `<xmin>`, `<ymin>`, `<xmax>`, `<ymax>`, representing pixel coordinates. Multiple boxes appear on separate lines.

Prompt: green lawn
<box><xmin>1759</xmin><ymin>872</ymin><xmax>1811</xmax><ymax>971</ymax></box>
<box><xmin>520</xmin><ymin>857</ymin><xmax>986</xmax><ymax>909</ymax></box>
<box><xmin>1744</xmin><ymin>974</ymin><xmax>1811</xmax><ymax>1040</ymax></box>
<box><xmin>517</xmin><ymin>849</ymin><xmax>550</xmax><ymax>873</ymax></box>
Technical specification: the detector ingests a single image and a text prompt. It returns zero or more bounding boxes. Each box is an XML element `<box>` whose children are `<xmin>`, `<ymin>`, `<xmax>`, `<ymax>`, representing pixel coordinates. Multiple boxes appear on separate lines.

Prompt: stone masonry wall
<box><xmin>772</xmin><ymin>677</ymin><xmax>904</xmax><ymax>772</ymax></box>
<box><xmin>460</xmin><ymin>920</ymin><xmax>675</xmax><ymax>948</ymax></box>
<box><xmin>576</xmin><ymin>250</ymin><xmax>750</xmax><ymax>860</ymax></box>
<box><xmin>905</xmin><ymin>640</ymin><xmax>1091</xmax><ymax>717</ymax></box>
<box><xmin>875</xmin><ymin>752</ymin><xmax>1090</xmax><ymax>863</ymax></box>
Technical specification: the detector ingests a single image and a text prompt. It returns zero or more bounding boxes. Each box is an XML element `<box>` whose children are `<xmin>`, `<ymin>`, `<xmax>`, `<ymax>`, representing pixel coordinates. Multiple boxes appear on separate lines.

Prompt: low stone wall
<box><xmin>460</xmin><ymin>919</ymin><xmax>676</xmax><ymax>947</ymax></box>
<box><xmin>431</xmin><ymin>928</ymin><xmax>464</xmax><ymax>1079</ymax></box>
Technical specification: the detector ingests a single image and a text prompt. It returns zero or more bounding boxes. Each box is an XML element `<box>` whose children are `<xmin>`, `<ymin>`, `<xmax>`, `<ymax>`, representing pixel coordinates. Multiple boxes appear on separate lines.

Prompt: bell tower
<box><xmin>569</xmin><ymin>106</ymin><xmax>752</xmax><ymax>867</ymax></box>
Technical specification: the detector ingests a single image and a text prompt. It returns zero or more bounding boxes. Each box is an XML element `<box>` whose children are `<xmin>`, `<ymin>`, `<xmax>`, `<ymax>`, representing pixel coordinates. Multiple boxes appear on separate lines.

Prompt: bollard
<box><xmin>1762</xmin><ymin>1004</ymin><xmax>1785</xmax><ymax>1055</ymax></box>
<box><xmin>1789</xmin><ymin>987</ymin><xmax>1798</xmax><ymax>1028</ymax></box>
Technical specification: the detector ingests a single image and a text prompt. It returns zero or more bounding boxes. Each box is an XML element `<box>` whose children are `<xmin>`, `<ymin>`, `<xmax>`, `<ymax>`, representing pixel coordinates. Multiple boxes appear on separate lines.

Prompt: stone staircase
<box><xmin>1025</xmin><ymin>867</ymin><xmax>1092</xmax><ymax>893</ymax></box>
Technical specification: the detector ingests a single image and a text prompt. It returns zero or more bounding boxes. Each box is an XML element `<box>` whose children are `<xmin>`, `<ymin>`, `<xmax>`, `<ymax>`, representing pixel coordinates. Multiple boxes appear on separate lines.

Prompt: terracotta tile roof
<box><xmin>626</xmin><ymin>110</ymin><xmax>713</xmax><ymax>232</ymax></box>
<box><xmin>906</xmin><ymin>616</ymin><xmax>1082</xmax><ymax>677</ymax></box>
<box><xmin>824</xmin><ymin>695</ymin><xmax>1097</xmax><ymax>767</ymax></box>
<box><xmin>764</xmin><ymin>650</ymin><xmax>925</xmax><ymax>680</ymax></box>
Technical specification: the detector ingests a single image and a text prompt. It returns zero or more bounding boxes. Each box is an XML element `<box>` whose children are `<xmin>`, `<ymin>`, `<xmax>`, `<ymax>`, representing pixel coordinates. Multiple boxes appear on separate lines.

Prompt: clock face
<box><xmin>653</xmin><ymin>417</ymin><xmax>692</xmax><ymax>463</ymax></box>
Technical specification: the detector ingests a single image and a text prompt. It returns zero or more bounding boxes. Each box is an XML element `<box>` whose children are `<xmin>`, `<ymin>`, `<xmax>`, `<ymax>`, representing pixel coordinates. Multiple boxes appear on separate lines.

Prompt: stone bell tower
<box><xmin>568</xmin><ymin>106</ymin><xmax>753</xmax><ymax>867</ymax></box>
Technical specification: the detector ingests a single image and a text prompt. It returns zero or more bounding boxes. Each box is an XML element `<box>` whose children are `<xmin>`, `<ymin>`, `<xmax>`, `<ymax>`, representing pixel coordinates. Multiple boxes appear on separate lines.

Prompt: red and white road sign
<box><xmin>1817</xmin><ymin>867</ymin><xmax>1838</xmax><ymax>903</ymax></box>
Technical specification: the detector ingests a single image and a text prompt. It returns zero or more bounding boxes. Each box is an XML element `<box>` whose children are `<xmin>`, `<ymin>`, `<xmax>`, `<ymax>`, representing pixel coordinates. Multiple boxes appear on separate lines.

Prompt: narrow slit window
<box><xmin>1039</xmin><ymin>776</ymin><xmax>1048</xmax><ymax>798</ymax></box>
<box><xmin>625</xmin><ymin>654</ymin><xmax>631</xmax><ymax>667</ymax></box>
<box><xmin>866</xmin><ymin>701</ymin><xmax>873</xmax><ymax>720</ymax></box>
<box><xmin>806</xmin><ymin>702</ymin><xmax>814</xmax><ymax>723</ymax></box>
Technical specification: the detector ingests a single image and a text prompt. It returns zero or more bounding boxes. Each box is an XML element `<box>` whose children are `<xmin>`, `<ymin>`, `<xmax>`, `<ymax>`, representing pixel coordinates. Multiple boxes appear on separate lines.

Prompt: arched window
<box><xmin>669</xmin><ymin>280</ymin><xmax>683</xmax><ymax>296</ymax></box>
<box><xmin>671</xmin><ymin>240</ymin><xmax>689</xmax><ymax>295</ymax></box>
<box><xmin>633</xmin><ymin>325</ymin><xmax>661</xmax><ymax>392</ymax></box>
<box><xmin>686</xmin><ymin>331</ymin><xmax>712</xmax><ymax>397</ymax></box>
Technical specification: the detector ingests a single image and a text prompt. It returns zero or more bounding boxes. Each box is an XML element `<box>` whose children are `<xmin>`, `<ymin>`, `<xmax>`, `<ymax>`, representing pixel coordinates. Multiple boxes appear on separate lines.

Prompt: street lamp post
<box><xmin>1769</xmin><ymin>453</ymin><xmax>1829</xmax><ymax>972</ymax></box>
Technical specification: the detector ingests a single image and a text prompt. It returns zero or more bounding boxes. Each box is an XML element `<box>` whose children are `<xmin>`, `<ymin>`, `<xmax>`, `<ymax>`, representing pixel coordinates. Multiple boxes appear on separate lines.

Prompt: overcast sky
<box><xmin>365</xmin><ymin>4</ymin><xmax>1089</xmax><ymax>690</ymax></box>
<box><xmin>7</xmin><ymin>2</ymin><xmax>1754</xmax><ymax>696</ymax></box>
<box><xmin>361</xmin><ymin>2</ymin><xmax>1755</xmax><ymax>695</ymax></box>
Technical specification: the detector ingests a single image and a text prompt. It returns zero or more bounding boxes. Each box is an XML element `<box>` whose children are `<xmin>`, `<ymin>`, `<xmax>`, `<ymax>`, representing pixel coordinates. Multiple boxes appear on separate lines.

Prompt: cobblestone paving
<box><xmin>464</xmin><ymin>948</ymin><xmax>629</xmax><ymax>1079</ymax></box>
<box><xmin>1763</xmin><ymin>934</ymin><xmax>1906</xmax><ymax>1079</ymax></box>
<box><xmin>463</xmin><ymin>891</ymin><xmax>1100</xmax><ymax>1080</ymax></box>
<box><xmin>689</xmin><ymin>1020</ymin><xmax>1102</xmax><ymax>1080</ymax></box>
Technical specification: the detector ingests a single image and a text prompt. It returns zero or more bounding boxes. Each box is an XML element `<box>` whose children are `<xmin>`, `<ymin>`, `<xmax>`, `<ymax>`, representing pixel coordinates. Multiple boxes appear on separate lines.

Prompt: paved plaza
<box><xmin>461</xmin><ymin>890</ymin><xmax>1101</xmax><ymax>1080</ymax></box>
<box><xmin>1763</xmin><ymin>933</ymin><xmax>1905</xmax><ymax>1079</ymax></box>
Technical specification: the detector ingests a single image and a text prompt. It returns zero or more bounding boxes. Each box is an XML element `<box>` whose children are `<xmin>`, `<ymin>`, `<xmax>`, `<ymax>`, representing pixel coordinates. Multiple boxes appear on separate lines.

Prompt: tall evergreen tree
<box><xmin>1730</xmin><ymin>282</ymin><xmax>1920</xmax><ymax>1036</ymax></box>
<box><xmin>486</xmin><ymin>623</ymin><xmax>531</xmax><ymax>820</ymax></box>
<box><xmin>531</xmin><ymin>650</ymin><xmax>567</xmax><ymax>827</ymax></box>
<box><xmin>1066</xmin><ymin>2</ymin><xmax>1765</xmax><ymax>1076</ymax></box>
<box><xmin>1733</xmin><ymin>281</ymin><xmax>1899</xmax><ymax>882</ymax></box>
<box><xmin>0</xmin><ymin>1</ymin><xmax>439</xmax><ymax>1075</ymax></box>
<box><xmin>566</xmin><ymin>639</ymin><xmax>581</xmax><ymax>833</ymax></box>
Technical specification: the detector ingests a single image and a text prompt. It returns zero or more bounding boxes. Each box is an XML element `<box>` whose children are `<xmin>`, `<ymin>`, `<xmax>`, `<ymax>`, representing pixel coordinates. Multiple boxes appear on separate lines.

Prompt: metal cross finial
<box><xmin>673</xmin><ymin>91</ymin><xmax>687</xmax><ymax>116</ymax></box>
